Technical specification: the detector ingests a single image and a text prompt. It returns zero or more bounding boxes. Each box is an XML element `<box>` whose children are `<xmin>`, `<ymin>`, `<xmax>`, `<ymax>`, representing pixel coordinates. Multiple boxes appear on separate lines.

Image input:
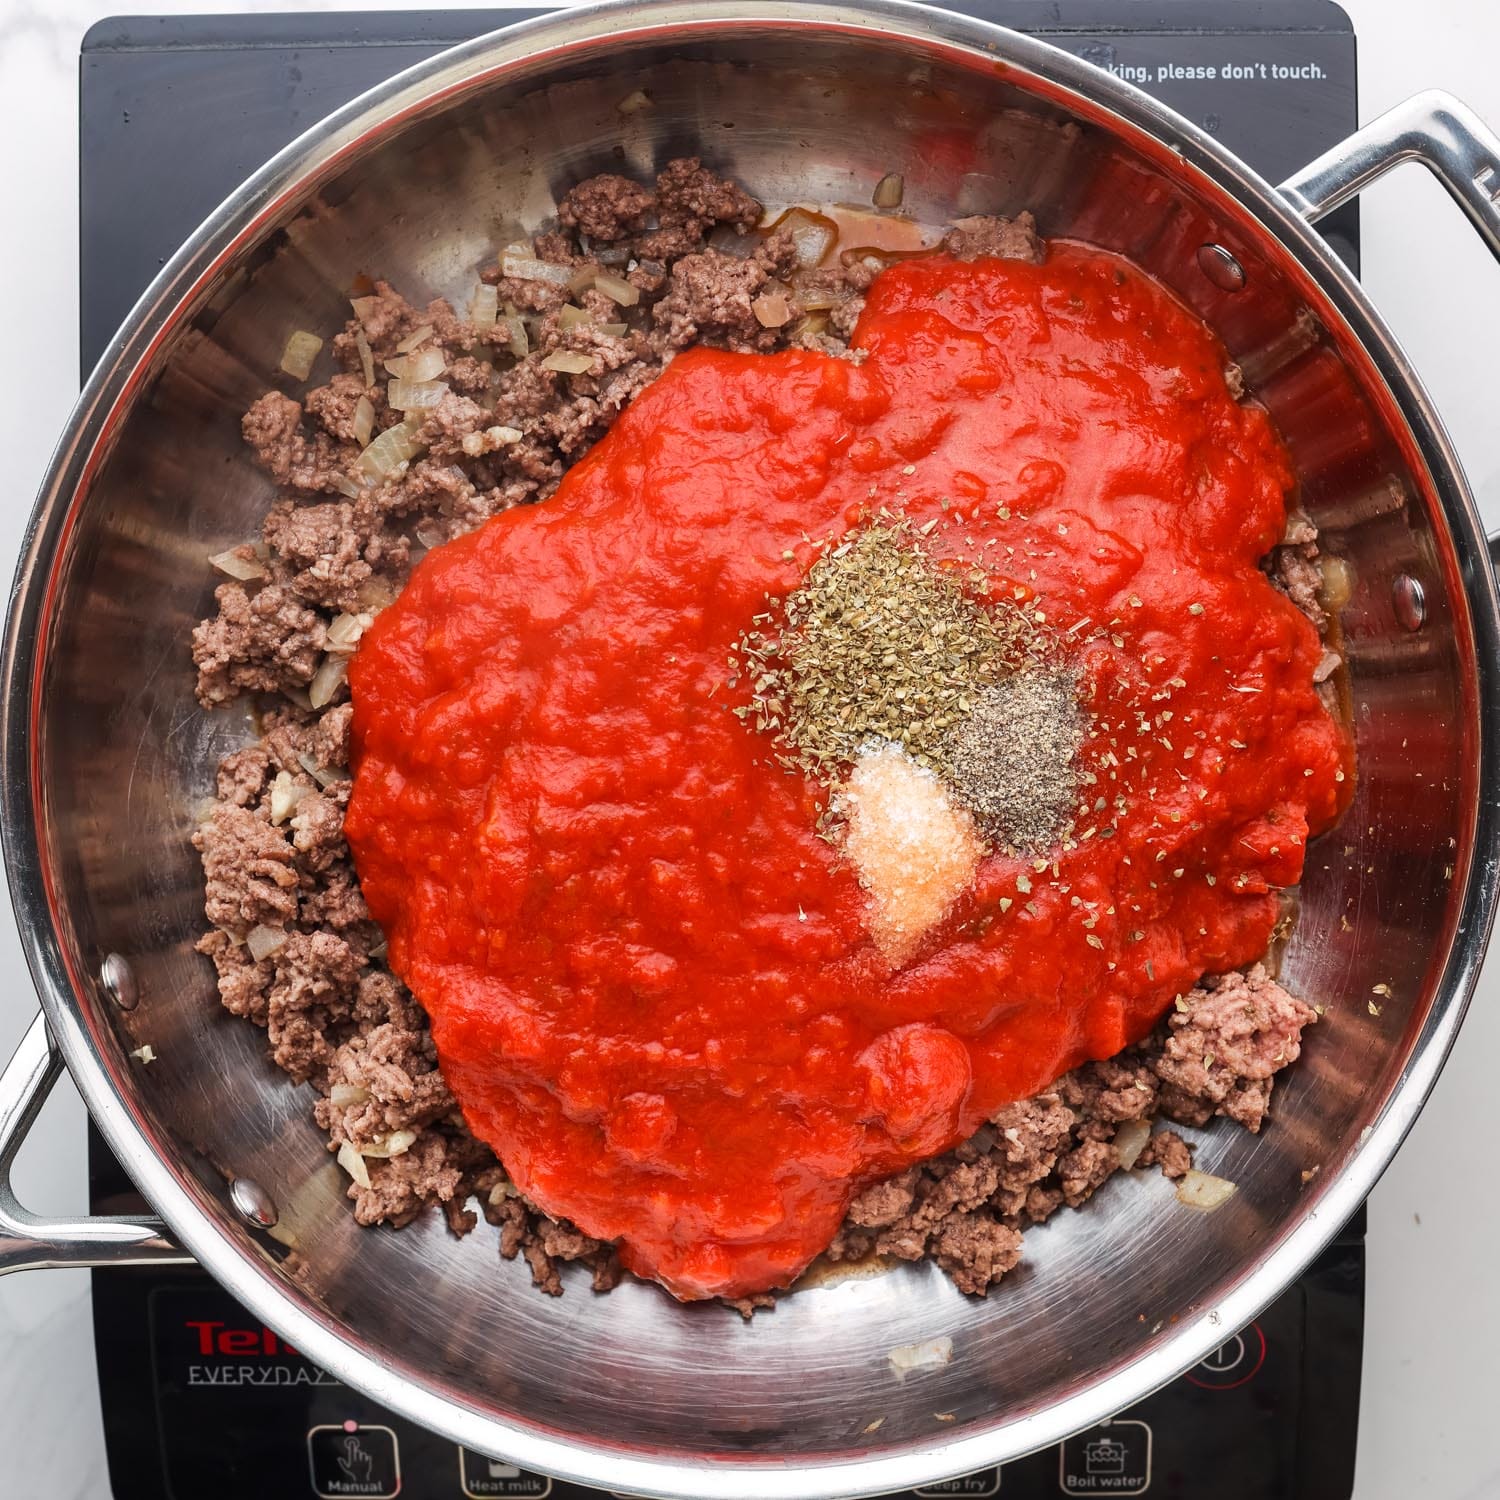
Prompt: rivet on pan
<box><xmin>100</xmin><ymin>953</ymin><xmax>138</xmax><ymax>1011</ymax></box>
<box><xmin>230</xmin><ymin>1177</ymin><xmax>279</xmax><ymax>1229</ymax></box>
<box><xmin>1392</xmin><ymin>574</ymin><xmax>1427</xmax><ymax>632</ymax></box>
<box><xmin>1196</xmin><ymin>243</ymin><xmax>1246</xmax><ymax>292</ymax></box>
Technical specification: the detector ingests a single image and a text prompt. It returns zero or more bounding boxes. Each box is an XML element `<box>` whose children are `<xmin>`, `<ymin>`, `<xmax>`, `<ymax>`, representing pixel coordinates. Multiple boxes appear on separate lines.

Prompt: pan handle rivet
<box><xmin>100</xmin><ymin>953</ymin><xmax>138</xmax><ymax>1011</ymax></box>
<box><xmin>230</xmin><ymin>1177</ymin><xmax>279</xmax><ymax>1229</ymax></box>
<box><xmin>1196</xmin><ymin>243</ymin><xmax>1246</xmax><ymax>292</ymax></box>
<box><xmin>1392</xmin><ymin>574</ymin><xmax>1426</xmax><ymax>631</ymax></box>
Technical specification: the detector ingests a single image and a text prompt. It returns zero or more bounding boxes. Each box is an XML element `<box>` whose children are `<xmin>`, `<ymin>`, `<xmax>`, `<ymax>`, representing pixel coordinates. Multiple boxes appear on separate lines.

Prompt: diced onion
<box><xmin>598</xmin><ymin>322</ymin><xmax>628</xmax><ymax>338</ymax></box>
<box><xmin>872</xmin><ymin>171</ymin><xmax>905</xmax><ymax>209</ymax></box>
<box><xmin>353</xmin><ymin>395</ymin><xmax>375</xmax><ymax>448</ymax></box>
<box><xmin>470</xmin><ymin>283</ymin><xmax>499</xmax><ymax>327</ymax></box>
<box><xmin>792</xmin><ymin>311</ymin><xmax>830</xmax><ymax>339</ymax></box>
<box><xmin>387</xmin><ymin>377</ymin><xmax>449</xmax><ymax>411</ymax></box>
<box><xmin>268</xmin><ymin>770</ymin><xmax>309</xmax><ymax>825</ymax></box>
<box><xmin>1321</xmin><ymin>557</ymin><xmax>1354</xmax><ymax>611</ymax></box>
<box><xmin>296</xmin><ymin>750</ymin><xmax>344</xmax><ymax>789</ymax></box>
<box><xmin>888</xmin><ymin>1336</ymin><xmax>953</xmax><ymax>1380</ymax></box>
<box><xmin>541</xmin><ymin>350</ymin><xmax>596</xmax><ymax>375</ymax></box>
<box><xmin>354</xmin><ymin>330</ymin><xmax>376</xmax><ymax>388</ymax></box>
<box><xmin>707</xmin><ymin>226</ymin><xmax>759</xmax><ymax>260</ymax></box>
<box><xmin>384</xmin><ymin>346</ymin><xmax>446</xmax><ymax>382</ymax></box>
<box><xmin>279</xmin><ymin>330</ymin><xmax>323</xmax><ymax>380</ymax></box>
<box><xmin>569</xmin><ymin>264</ymin><xmax>599</xmax><ymax>296</ymax></box>
<box><xmin>329</xmin><ymin>1083</ymin><xmax>371</xmax><ymax>1109</ymax></box>
<box><xmin>503</xmin><ymin>314</ymin><xmax>530</xmax><ymax>359</ymax></box>
<box><xmin>1113</xmin><ymin>1118</ymin><xmax>1152</xmax><ymax>1171</ymax></box>
<box><xmin>616</xmin><ymin>88</ymin><xmax>652</xmax><ymax>114</ymax></box>
<box><xmin>487</xmin><ymin>1180</ymin><xmax>517</xmax><ymax>1205</ymax></box>
<box><xmin>558</xmin><ymin>305</ymin><xmax>594</xmax><ymax>331</ymax></box>
<box><xmin>356</xmin><ymin>575</ymin><xmax>397</xmax><ymax>612</ymax></box>
<box><xmin>357</xmin><ymin>418</ymin><xmax>425</xmax><ymax>481</ymax></box>
<box><xmin>595</xmin><ymin>246</ymin><xmax>631</xmax><ymax>266</ymax></box>
<box><xmin>501</xmin><ymin>254</ymin><xmax>574</xmax><ymax>287</ymax></box>
<box><xmin>593</xmin><ymin>271</ymin><xmax>640</xmax><ymax>307</ymax></box>
<box><xmin>130</xmin><ymin>1044</ymin><xmax>156</xmax><ymax>1064</ymax></box>
<box><xmin>209</xmin><ymin>547</ymin><xmax>267</xmax><ymax>582</ymax></box>
<box><xmin>361</xmin><ymin>1129</ymin><xmax>418</xmax><ymax>1159</ymax></box>
<box><xmin>350</xmin><ymin>295</ymin><xmax>383</xmax><ymax>324</ymax></box>
<box><xmin>309</xmin><ymin>654</ymin><xmax>349</xmax><ymax>710</ymax></box>
<box><xmin>794</xmin><ymin>285</ymin><xmax>844</xmax><ymax>312</ymax></box>
<box><xmin>326</xmin><ymin>611</ymin><xmax>371</xmax><ymax>653</ymax></box>
<box><xmin>780</xmin><ymin>209</ymin><xmax>837</xmax><ymax>269</ymax></box>
<box><xmin>394</xmin><ymin>322</ymin><xmax>435</xmax><ymax>354</ymax></box>
<box><xmin>330</xmin><ymin>473</ymin><xmax>363</xmax><ymax>499</ymax></box>
<box><xmin>337</xmin><ymin>1140</ymin><xmax>371</xmax><ymax>1188</ymax></box>
<box><xmin>752</xmin><ymin>291</ymin><xmax>793</xmax><ymax>328</ymax></box>
<box><xmin>266</xmin><ymin>1222</ymin><xmax>299</xmax><ymax>1248</ymax></box>
<box><xmin>247</xmin><ymin>924</ymin><xmax>289</xmax><ymax>962</ymax></box>
<box><xmin>1176</xmin><ymin>1169</ymin><xmax>1238</xmax><ymax>1211</ymax></box>
<box><xmin>460</xmin><ymin>425</ymin><xmax>524</xmax><ymax>456</ymax></box>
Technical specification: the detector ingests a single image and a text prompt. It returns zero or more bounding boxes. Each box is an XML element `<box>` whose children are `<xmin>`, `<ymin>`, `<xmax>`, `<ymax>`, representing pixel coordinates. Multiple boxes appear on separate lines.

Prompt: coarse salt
<box><xmin>838</xmin><ymin>741</ymin><xmax>982</xmax><ymax>965</ymax></box>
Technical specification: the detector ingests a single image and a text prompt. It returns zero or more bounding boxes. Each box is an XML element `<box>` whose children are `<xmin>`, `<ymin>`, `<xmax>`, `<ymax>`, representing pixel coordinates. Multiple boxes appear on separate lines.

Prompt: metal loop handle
<box><xmin>0</xmin><ymin>1011</ymin><xmax>190</xmax><ymax>1274</ymax></box>
<box><xmin>1280</xmin><ymin>89</ymin><xmax>1500</xmax><ymax>262</ymax></box>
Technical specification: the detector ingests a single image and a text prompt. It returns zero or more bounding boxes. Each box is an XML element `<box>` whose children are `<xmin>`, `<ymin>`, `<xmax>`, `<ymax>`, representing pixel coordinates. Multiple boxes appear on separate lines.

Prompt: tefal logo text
<box><xmin>185</xmin><ymin>1320</ymin><xmax>302</xmax><ymax>1358</ymax></box>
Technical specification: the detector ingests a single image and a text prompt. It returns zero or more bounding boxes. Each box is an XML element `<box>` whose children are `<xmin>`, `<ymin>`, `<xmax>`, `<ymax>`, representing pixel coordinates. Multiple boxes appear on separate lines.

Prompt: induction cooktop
<box><xmin>81</xmin><ymin>7</ymin><xmax>1364</xmax><ymax>1497</ymax></box>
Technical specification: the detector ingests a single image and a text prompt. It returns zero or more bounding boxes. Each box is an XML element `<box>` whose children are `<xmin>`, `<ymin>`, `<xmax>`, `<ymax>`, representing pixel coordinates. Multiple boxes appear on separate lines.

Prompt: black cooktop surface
<box><xmin>83</xmin><ymin>6</ymin><xmax>1364</xmax><ymax>1498</ymax></box>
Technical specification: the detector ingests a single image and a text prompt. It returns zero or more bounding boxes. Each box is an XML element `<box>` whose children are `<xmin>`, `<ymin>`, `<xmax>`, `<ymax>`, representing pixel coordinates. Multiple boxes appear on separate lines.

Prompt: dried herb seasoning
<box><xmin>733</xmin><ymin>520</ymin><xmax>1088</xmax><ymax>856</ymax></box>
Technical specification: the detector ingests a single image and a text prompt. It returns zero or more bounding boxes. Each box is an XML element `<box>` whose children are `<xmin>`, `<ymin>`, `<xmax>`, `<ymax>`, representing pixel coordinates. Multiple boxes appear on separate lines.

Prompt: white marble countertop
<box><xmin>0</xmin><ymin>1</ymin><xmax>1497</xmax><ymax>1496</ymax></box>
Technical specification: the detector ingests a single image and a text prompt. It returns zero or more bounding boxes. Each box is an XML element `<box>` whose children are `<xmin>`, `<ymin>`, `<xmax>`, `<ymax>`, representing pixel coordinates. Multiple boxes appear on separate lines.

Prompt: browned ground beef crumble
<box><xmin>191</xmin><ymin>162</ymin><xmax>1329</xmax><ymax>1312</ymax></box>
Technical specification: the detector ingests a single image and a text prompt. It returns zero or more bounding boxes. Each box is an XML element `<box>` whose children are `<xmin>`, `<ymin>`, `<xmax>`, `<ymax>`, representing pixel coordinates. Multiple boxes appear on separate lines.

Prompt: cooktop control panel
<box><xmin>84</xmin><ymin>5</ymin><xmax>1362</xmax><ymax>1497</ymax></box>
<box><xmin>94</xmin><ymin>1240</ymin><xmax>1362</xmax><ymax>1499</ymax></box>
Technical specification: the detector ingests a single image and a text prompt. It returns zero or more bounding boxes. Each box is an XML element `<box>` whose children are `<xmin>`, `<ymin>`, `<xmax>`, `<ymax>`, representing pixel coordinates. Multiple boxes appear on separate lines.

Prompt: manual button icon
<box><xmin>306</xmin><ymin>1423</ymin><xmax>400</xmax><ymax>1498</ymax></box>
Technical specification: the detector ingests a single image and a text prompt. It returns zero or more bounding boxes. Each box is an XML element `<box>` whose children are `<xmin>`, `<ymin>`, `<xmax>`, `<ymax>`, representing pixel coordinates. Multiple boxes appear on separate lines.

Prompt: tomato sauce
<box><xmin>344</xmin><ymin>248</ymin><xmax>1349</xmax><ymax>1300</ymax></box>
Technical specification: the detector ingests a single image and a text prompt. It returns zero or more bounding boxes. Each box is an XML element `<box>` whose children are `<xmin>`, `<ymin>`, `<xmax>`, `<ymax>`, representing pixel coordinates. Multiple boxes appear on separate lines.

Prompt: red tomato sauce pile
<box><xmin>344</xmin><ymin>248</ymin><xmax>1350</xmax><ymax>1300</ymax></box>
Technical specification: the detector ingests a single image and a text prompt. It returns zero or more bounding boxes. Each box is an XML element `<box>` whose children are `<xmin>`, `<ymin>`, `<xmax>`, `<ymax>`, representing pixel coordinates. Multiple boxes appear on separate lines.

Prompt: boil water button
<box><xmin>1058</xmin><ymin>1419</ymin><xmax>1152</xmax><ymax>1494</ymax></box>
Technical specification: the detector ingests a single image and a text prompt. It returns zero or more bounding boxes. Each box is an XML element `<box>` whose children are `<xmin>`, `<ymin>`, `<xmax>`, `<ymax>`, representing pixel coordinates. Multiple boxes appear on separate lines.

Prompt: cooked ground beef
<box><xmin>1138</xmin><ymin>1129</ymin><xmax>1193</xmax><ymax>1180</ymax></box>
<box><xmin>822</xmin><ymin>965</ymin><xmax>1312</xmax><ymax>1297</ymax></box>
<box><xmin>943</xmin><ymin>210</ymin><xmax>1045</xmax><ymax>264</ymax></box>
<box><xmin>1268</xmin><ymin>510</ymin><xmax>1339</xmax><ymax>713</ymax></box>
<box><xmin>190</xmin><ymin>166</ymin><xmax>1326</xmax><ymax>1310</ymax></box>
<box><xmin>557</xmin><ymin>172</ymin><xmax>655</xmax><ymax>242</ymax></box>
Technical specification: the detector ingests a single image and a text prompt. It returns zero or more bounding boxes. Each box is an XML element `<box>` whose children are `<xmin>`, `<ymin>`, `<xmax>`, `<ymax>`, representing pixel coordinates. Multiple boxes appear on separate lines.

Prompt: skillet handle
<box><xmin>0</xmin><ymin>1011</ymin><xmax>191</xmax><ymax>1274</ymax></box>
<box><xmin>1280</xmin><ymin>89</ymin><xmax>1500</xmax><ymax>261</ymax></box>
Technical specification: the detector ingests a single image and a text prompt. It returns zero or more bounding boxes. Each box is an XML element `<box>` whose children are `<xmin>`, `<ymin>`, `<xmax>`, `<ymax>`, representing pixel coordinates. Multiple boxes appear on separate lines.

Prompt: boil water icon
<box><xmin>1059</xmin><ymin>1418</ymin><xmax>1153</xmax><ymax>1494</ymax></box>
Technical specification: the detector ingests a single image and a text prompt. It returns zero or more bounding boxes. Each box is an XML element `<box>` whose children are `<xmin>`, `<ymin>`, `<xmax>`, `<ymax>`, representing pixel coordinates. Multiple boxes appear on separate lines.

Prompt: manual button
<box><xmin>307</xmin><ymin>1422</ymin><xmax>401</xmax><ymax>1498</ymax></box>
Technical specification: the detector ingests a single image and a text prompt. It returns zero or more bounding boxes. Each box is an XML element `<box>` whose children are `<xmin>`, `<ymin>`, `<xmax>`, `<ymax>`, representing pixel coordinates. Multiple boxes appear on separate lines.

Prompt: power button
<box><xmin>1184</xmin><ymin>1320</ymin><xmax>1267</xmax><ymax>1391</ymax></box>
